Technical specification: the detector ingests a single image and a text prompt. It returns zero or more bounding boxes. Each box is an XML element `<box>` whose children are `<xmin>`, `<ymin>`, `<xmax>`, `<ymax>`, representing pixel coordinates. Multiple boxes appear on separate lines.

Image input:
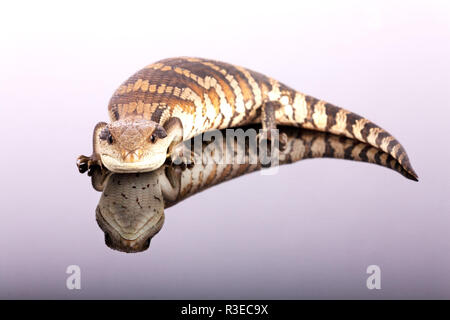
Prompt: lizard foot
<box><xmin>257</xmin><ymin>130</ymin><xmax>286</xmax><ymax>168</ymax></box>
<box><xmin>168</xmin><ymin>142</ymin><xmax>197</xmax><ymax>170</ymax></box>
<box><xmin>88</xmin><ymin>165</ymin><xmax>112</xmax><ymax>192</ymax></box>
<box><xmin>257</xmin><ymin>130</ymin><xmax>288</xmax><ymax>151</ymax></box>
<box><xmin>77</xmin><ymin>154</ymin><xmax>103</xmax><ymax>176</ymax></box>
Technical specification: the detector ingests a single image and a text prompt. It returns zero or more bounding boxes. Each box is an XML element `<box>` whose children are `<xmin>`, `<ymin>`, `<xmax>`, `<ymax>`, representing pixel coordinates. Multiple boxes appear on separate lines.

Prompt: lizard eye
<box><xmin>100</xmin><ymin>127</ymin><xmax>114</xmax><ymax>144</ymax></box>
<box><xmin>150</xmin><ymin>134</ymin><xmax>156</xmax><ymax>143</ymax></box>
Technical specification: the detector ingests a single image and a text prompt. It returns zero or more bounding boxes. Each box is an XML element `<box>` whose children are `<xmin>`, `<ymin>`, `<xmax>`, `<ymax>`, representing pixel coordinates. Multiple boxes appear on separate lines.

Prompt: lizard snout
<box><xmin>122</xmin><ymin>149</ymin><xmax>144</xmax><ymax>162</ymax></box>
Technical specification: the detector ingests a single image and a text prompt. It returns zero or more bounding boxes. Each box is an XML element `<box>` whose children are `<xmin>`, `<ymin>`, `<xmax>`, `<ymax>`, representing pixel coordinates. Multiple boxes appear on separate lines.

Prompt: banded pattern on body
<box><xmin>274</xmin><ymin>93</ymin><xmax>417</xmax><ymax>180</ymax></box>
<box><xmin>108</xmin><ymin>57</ymin><xmax>417</xmax><ymax>180</ymax></box>
<box><xmin>163</xmin><ymin>126</ymin><xmax>416</xmax><ymax>208</ymax></box>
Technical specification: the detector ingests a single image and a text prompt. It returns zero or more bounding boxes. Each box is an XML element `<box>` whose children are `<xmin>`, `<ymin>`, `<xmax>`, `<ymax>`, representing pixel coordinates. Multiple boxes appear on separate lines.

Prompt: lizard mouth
<box><xmin>100</xmin><ymin>153</ymin><xmax>166</xmax><ymax>173</ymax></box>
<box><xmin>122</xmin><ymin>149</ymin><xmax>144</xmax><ymax>163</ymax></box>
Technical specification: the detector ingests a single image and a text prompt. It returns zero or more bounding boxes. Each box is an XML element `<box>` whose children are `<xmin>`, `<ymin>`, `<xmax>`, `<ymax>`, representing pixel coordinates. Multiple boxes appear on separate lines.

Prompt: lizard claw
<box><xmin>77</xmin><ymin>154</ymin><xmax>103</xmax><ymax>176</ymax></box>
<box><xmin>77</xmin><ymin>155</ymin><xmax>91</xmax><ymax>174</ymax></box>
<box><xmin>169</xmin><ymin>142</ymin><xmax>198</xmax><ymax>170</ymax></box>
<box><xmin>77</xmin><ymin>155</ymin><xmax>89</xmax><ymax>174</ymax></box>
<box><xmin>257</xmin><ymin>130</ymin><xmax>287</xmax><ymax>151</ymax></box>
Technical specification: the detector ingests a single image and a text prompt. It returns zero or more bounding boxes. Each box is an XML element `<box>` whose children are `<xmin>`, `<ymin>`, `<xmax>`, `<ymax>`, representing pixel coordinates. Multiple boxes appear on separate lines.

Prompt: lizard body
<box><xmin>78</xmin><ymin>57</ymin><xmax>417</xmax><ymax>180</ymax></box>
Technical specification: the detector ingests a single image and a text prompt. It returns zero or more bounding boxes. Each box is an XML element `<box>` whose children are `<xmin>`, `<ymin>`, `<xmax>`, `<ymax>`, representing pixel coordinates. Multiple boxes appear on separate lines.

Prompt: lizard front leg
<box><xmin>164</xmin><ymin>117</ymin><xmax>195</xmax><ymax>169</ymax></box>
<box><xmin>89</xmin><ymin>166</ymin><xmax>112</xmax><ymax>192</ymax></box>
<box><xmin>259</xmin><ymin>101</ymin><xmax>288</xmax><ymax>150</ymax></box>
<box><xmin>77</xmin><ymin>122</ymin><xmax>107</xmax><ymax>175</ymax></box>
<box><xmin>159</xmin><ymin>165</ymin><xmax>182</xmax><ymax>204</ymax></box>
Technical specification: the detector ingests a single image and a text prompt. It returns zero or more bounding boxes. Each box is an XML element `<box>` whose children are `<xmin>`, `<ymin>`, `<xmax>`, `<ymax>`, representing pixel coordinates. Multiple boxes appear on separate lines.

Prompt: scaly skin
<box><xmin>92</xmin><ymin>125</ymin><xmax>415</xmax><ymax>253</ymax></box>
<box><xmin>78</xmin><ymin>57</ymin><xmax>418</xmax><ymax>180</ymax></box>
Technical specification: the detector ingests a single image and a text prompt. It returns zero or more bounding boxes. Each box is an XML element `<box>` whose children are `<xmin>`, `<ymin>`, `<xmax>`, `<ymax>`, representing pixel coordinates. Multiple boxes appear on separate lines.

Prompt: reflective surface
<box><xmin>92</xmin><ymin>126</ymin><xmax>416</xmax><ymax>253</ymax></box>
<box><xmin>1</xmin><ymin>1</ymin><xmax>449</xmax><ymax>299</ymax></box>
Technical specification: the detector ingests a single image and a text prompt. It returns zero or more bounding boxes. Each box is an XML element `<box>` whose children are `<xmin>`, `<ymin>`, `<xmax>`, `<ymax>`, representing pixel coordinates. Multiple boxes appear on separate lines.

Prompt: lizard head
<box><xmin>97</xmin><ymin>206</ymin><xmax>165</xmax><ymax>253</ymax></box>
<box><xmin>95</xmin><ymin>170</ymin><xmax>166</xmax><ymax>253</ymax></box>
<box><xmin>95</xmin><ymin>118</ymin><xmax>176</xmax><ymax>173</ymax></box>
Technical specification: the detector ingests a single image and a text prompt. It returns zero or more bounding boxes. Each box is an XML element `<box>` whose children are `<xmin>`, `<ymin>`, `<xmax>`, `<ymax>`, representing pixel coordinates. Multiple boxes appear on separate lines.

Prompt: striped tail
<box><xmin>275</xmin><ymin>91</ymin><xmax>418</xmax><ymax>181</ymax></box>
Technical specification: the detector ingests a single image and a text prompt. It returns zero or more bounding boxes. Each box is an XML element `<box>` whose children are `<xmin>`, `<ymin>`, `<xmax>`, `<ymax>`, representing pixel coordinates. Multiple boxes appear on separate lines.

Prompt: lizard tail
<box><xmin>275</xmin><ymin>92</ymin><xmax>418</xmax><ymax>181</ymax></box>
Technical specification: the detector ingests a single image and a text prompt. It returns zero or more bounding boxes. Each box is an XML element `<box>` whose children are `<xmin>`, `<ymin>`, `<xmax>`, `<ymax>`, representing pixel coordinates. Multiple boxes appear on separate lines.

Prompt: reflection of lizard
<box><xmin>91</xmin><ymin>126</ymin><xmax>415</xmax><ymax>253</ymax></box>
<box><xmin>78</xmin><ymin>57</ymin><xmax>417</xmax><ymax>181</ymax></box>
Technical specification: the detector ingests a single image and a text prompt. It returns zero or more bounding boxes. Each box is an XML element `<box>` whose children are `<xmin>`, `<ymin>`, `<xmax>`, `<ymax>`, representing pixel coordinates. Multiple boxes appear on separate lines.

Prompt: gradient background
<box><xmin>0</xmin><ymin>0</ymin><xmax>449</xmax><ymax>299</ymax></box>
